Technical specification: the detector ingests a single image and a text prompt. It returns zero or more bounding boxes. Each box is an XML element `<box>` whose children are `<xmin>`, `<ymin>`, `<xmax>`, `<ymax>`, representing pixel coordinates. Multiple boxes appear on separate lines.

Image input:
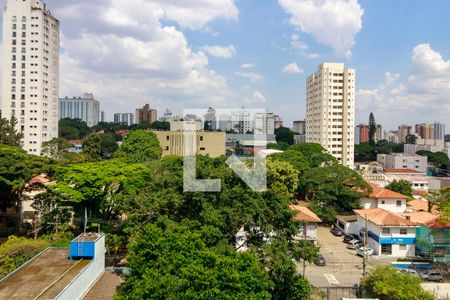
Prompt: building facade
<box><xmin>231</xmin><ymin>109</ymin><xmax>253</xmax><ymax>134</ymax></box>
<box><xmin>398</xmin><ymin>124</ymin><xmax>412</xmax><ymax>143</ymax></box>
<box><xmin>2</xmin><ymin>0</ymin><xmax>60</xmax><ymax>154</ymax></box>
<box><xmin>254</xmin><ymin>112</ymin><xmax>275</xmax><ymax>135</ymax></box>
<box><xmin>59</xmin><ymin>93</ymin><xmax>100</xmax><ymax>127</ymax></box>
<box><xmin>153</xmin><ymin>131</ymin><xmax>225</xmax><ymax>158</ymax></box>
<box><xmin>293</xmin><ymin>120</ymin><xmax>306</xmax><ymax>135</ymax></box>
<box><xmin>377</xmin><ymin>153</ymin><xmax>428</xmax><ymax>173</ymax></box>
<box><xmin>434</xmin><ymin>122</ymin><xmax>446</xmax><ymax>140</ymax></box>
<box><xmin>356</xmin><ymin>124</ymin><xmax>369</xmax><ymax>144</ymax></box>
<box><xmin>306</xmin><ymin>63</ymin><xmax>355</xmax><ymax>167</ymax></box>
<box><xmin>135</xmin><ymin>104</ymin><xmax>157</xmax><ymax>125</ymax></box>
<box><xmin>114</xmin><ymin>113</ymin><xmax>134</xmax><ymax>126</ymax></box>
<box><xmin>416</xmin><ymin>123</ymin><xmax>434</xmax><ymax>140</ymax></box>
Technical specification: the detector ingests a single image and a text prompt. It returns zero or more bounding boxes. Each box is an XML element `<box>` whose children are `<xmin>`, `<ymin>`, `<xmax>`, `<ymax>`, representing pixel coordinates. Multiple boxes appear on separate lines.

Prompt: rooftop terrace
<box><xmin>0</xmin><ymin>248</ymin><xmax>90</xmax><ymax>300</ymax></box>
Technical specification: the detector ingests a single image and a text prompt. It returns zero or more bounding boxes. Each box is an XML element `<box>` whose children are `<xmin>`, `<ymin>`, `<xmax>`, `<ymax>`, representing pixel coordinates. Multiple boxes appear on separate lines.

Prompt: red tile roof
<box><xmin>407</xmin><ymin>199</ymin><xmax>429</xmax><ymax>212</ymax></box>
<box><xmin>290</xmin><ymin>205</ymin><xmax>322</xmax><ymax>223</ymax></box>
<box><xmin>384</xmin><ymin>168</ymin><xmax>422</xmax><ymax>174</ymax></box>
<box><xmin>367</xmin><ymin>182</ymin><xmax>408</xmax><ymax>199</ymax></box>
<box><xmin>28</xmin><ymin>175</ymin><xmax>49</xmax><ymax>185</ymax></box>
<box><xmin>354</xmin><ymin>208</ymin><xmax>417</xmax><ymax>227</ymax></box>
<box><xmin>400</xmin><ymin>212</ymin><xmax>438</xmax><ymax>225</ymax></box>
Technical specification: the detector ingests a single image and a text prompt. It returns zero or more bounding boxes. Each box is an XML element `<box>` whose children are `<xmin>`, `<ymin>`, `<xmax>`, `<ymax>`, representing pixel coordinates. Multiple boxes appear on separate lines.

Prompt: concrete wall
<box><xmin>56</xmin><ymin>236</ymin><xmax>105</xmax><ymax>300</ymax></box>
<box><xmin>360</xmin><ymin>197</ymin><xmax>406</xmax><ymax>213</ymax></box>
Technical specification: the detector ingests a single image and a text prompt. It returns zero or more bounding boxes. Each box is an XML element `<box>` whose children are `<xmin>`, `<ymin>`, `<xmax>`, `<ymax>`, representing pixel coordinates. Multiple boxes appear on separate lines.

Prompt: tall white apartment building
<box><xmin>255</xmin><ymin>112</ymin><xmax>275</xmax><ymax>135</ymax></box>
<box><xmin>306</xmin><ymin>63</ymin><xmax>355</xmax><ymax>167</ymax></box>
<box><xmin>1</xmin><ymin>0</ymin><xmax>59</xmax><ymax>154</ymax></box>
<box><xmin>114</xmin><ymin>113</ymin><xmax>135</xmax><ymax>126</ymax></box>
<box><xmin>59</xmin><ymin>93</ymin><xmax>100</xmax><ymax>127</ymax></box>
<box><xmin>231</xmin><ymin>109</ymin><xmax>252</xmax><ymax>134</ymax></box>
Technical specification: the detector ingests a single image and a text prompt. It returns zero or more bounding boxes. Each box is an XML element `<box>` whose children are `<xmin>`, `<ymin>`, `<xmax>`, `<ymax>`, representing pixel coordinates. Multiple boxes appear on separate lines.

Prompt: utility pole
<box><xmin>362</xmin><ymin>214</ymin><xmax>368</xmax><ymax>277</ymax></box>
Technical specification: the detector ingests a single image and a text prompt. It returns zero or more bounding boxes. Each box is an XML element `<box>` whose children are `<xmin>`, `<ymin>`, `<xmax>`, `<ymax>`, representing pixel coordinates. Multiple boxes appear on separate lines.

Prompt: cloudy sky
<box><xmin>3</xmin><ymin>0</ymin><xmax>450</xmax><ymax>130</ymax></box>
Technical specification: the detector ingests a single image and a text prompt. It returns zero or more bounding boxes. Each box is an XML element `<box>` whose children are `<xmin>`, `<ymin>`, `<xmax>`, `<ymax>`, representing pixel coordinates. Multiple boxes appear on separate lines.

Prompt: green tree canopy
<box><xmin>275</xmin><ymin>127</ymin><xmax>295</xmax><ymax>145</ymax></box>
<box><xmin>115</xmin><ymin>130</ymin><xmax>162</xmax><ymax>163</ymax></box>
<box><xmin>267</xmin><ymin>142</ymin><xmax>290</xmax><ymax>151</ymax></box>
<box><xmin>299</xmin><ymin>164</ymin><xmax>371</xmax><ymax>223</ymax></box>
<box><xmin>100</xmin><ymin>133</ymin><xmax>118</xmax><ymax>159</ymax></box>
<box><xmin>59</xmin><ymin>118</ymin><xmax>91</xmax><ymax>140</ymax></box>
<box><xmin>288</xmin><ymin>143</ymin><xmax>336</xmax><ymax>168</ymax></box>
<box><xmin>0</xmin><ymin>117</ymin><xmax>23</xmax><ymax>147</ymax></box>
<box><xmin>149</xmin><ymin>121</ymin><xmax>170</xmax><ymax>131</ymax></box>
<box><xmin>82</xmin><ymin>133</ymin><xmax>102</xmax><ymax>162</ymax></box>
<box><xmin>385</xmin><ymin>180</ymin><xmax>413</xmax><ymax>198</ymax></box>
<box><xmin>41</xmin><ymin>138</ymin><xmax>72</xmax><ymax>160</ymax></box>
<box><xmin>416</xmin><ymin>150</ymin><xmax>450</xmax><ymax>168</ymax></box>
<box><xmin>360</xmin><ymin>266</ymin><xmax>434</xmax><ymax>300</ymax></box>
<box><xmin>116</xmin><ymin>219</ymin><xmax>272</xmax><ymax>300</ymax></box>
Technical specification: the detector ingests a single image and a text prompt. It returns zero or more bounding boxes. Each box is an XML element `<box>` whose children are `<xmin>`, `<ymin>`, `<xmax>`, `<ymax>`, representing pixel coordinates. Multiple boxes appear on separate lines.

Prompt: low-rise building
<box><xmin>360</xmin><ymin>183</ymin><xmax>408</xmax><ymax>213</ymax></box>
<box><xmin>153</xmin><ymin>131</ymin><xmax>225</xmax><ymax>158</ymax></box>
<box><xmin>290</xmin><ymin>205</ymin><xmax>322</xmax><ymax>243</ymax></box>
<box><xmin>377</xmin><ymin>154</ymin><xmax>428</xmax><ymax>173</ymax></box>
<box><xmin>354</xmin><ymin>208</ymin><xmax>418</xmax><ymax>257</ymax></box>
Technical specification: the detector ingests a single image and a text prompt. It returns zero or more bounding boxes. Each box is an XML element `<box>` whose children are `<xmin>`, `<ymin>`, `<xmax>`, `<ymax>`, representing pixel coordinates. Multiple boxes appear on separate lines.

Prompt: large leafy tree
<box><xmin>416</xmin><ymin>150</ymin><xmax>450</xmax><ymax>168</ymax></box>
<box><xmin>115</xmin><ymin>130</ymin><xmax>162</xmax><ymax>163</ymax></box>
<box><xmin>59</xmin><ymin>118</ymin><xmax>91</xmax><ymax>140</ymax></box>
<box><xmin>275</xmin><ymin>127</ymin><xmax>295</xmax><ymax>145</ymax></box>
<box><xmin>82</xmin><ymin>133</ymin><xmax>102</xmax><ymax>162</ymax></box>
<box><xmin>300</xmin><ymin>164</ymin><xmax>371</xmax><ymax>223</ymax></box>
<box><xmin>267</xmin><ymin>158</ymin><xmax>299</xmax><ymax>198</ymax></box>
<box><xmin>288</xmin><ymin>143</ymin><xmax>336</xmax><ymax>168</ymax></box>
<box><xmin>385</xmin><ymin>180</ymin><xmax>413</xmax><ymax>197</ymax></box>
<box><xmin>0</xmin><ymin>117</ymin><xmax>23</xmax><ymax>147</ymax></box>
<box><xmin>0</xmin><ymin>145</ymin><xmax>50</xmax><ymax>216</ymax></box>
<box><xmin>41</xmin><ymin>138</ymin><xmax>72</xmax><ymax>160</ymax></box>
<box><xmin>116</xmin><ymin>219</ymin><xmax>272</xmax><ymax>300</ymax></box>
<box><xmin>49</xmin><ymin>160</ymin><xmax>152</xmax><ymax>222</ymax></box>
<box><xmin>292</xmin><ymin>239</ymin><xmax>320</xmax><ymax>277</ymax></box>
<box><xmin>100</xmin><ymin>133</ymin><xmax>118</xmax><ymax>159</ymax></box>
<box><xmin>360</xmin><ymin>266</ymin><xmax>434</xmax><ymax>300</ymax></box>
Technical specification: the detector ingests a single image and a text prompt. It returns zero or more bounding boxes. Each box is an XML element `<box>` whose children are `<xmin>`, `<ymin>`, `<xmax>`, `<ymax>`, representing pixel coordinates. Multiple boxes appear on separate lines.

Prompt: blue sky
<box><xmin>3</xmin><ymin>0</ymin><xmax>448</xmax><ymax>130</ymax></box>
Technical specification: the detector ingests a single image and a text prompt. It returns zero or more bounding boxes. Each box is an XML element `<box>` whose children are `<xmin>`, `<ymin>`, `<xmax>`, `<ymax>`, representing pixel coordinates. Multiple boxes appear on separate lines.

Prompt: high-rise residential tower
<box><xmin>135</xmin><ymin>104</ymin><xmax>157</xmax><ymax>126</ymax></box>
<box><xmin>114</xmin><ymin>113</ymin><xmax>135</xmax><ymax>126</ymax></box>
<box><xmin>1</xmin><ymin>0</ymin><xmax>59</xmax><ymax>154</ymax></box>
<box><xmin>306</xmin><ymin>63</ymin><xmax>355</xmax><ymax>167</ymax></box>
<box><xmin>433</xmin><ymin>122</ymin><xmax>445</xmax><ymax>140</ymax></box>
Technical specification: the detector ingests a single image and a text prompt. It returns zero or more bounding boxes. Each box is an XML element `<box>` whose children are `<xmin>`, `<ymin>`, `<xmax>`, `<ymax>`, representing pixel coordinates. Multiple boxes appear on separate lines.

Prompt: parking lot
<box><xmin>298</xmin><ymin>225</ymin><xmax>399</xmax><ymax>287</ymax></box>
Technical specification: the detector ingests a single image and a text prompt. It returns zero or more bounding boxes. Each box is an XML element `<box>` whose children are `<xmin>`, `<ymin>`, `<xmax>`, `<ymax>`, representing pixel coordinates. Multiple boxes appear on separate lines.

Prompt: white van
<box><xmin>346</xmin><ymin>239</ymin><xmax>361</xmax><ymax>249</ymax></box>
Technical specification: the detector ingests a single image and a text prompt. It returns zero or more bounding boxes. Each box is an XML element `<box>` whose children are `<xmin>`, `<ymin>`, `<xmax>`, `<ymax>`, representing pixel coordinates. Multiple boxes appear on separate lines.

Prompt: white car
<box><xmin>357</xmin><ymin>246</ymin><xmax>374</xmax><ymax>257</ymax></box>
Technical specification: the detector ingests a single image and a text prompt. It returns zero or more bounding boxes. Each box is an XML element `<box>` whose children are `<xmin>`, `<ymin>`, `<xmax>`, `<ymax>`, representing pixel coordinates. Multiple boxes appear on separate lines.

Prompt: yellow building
<box><xmin>153</xmin><ymin>131</ymin><xmax>225</xmax><ymax>158</ymax></box>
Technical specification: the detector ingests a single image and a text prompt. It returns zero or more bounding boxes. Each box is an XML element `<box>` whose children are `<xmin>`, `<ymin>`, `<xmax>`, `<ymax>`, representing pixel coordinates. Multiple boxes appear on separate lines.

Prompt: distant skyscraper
<box><xmin>356</xmin><ymin>124</ymin><xmax>369</xmax><ymax>144</ymax></box>
<box><xmin>415</xmin><ymin>123</ymin><xmax>434</xmax><ymax>140</ymax></box>
<box><xmin>255</xmin><ymin>112</ymin><xmax>275</xmax><ymax>135</ymax></box>
<box><xmin>433</xmin><ymin>122</ymin><xmax>445</xmax><ymax>140</ymax></box>
<box><xmin>135</xmin><ymin>104</ymin><xmax>157</xmax><ymax>125</ymax></box>
<box><xmin>398</xmin><ymin>124</ymin><xmax>412</xmax><ymax>143</ymax></box>
<box><xmin>231</xmin><ymin>109</ymin><xmax>252</xmax><ymax>134</ymax></box>
<box><xmin>293</xmin><ymin>120</ymin><xmax>306</xmax><ymax>135</ymax></box>
<box><xmin>100</xmin><ymin>111</ymin><xmax>105</xmax><ymax>123</ymax></box>
<box><xmin>2</xmin><ymin>0</ymin><xmax>60</xmax><ymax>154</ymax></box>
<box><xmin>59</xmin><ymin>93</ymin><xmax>100</xmax><ymax>127</ymax></box>
<box><xmin>306</xmin><ymin>63</ymin><xmax>355</xmax><ymax>167</ymax></box>
<box><xmin>274</xmin><ymin>115</ymin><xmax>283</xmax><ymax>129</ymax></box>
<box><xmin>375</xmin><ymin>124</ymin><xmax>383</xmax><ymax>143</ymax></box>
<box><xmin>114</xmin><ymin>113</ymin><xmax>134</xmax><ymax>126</ymax></box>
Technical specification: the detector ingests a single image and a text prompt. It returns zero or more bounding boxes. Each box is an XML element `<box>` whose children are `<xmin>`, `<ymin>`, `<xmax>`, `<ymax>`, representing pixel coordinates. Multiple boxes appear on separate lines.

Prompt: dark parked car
<box><xmin>314</xmin><ymin>255</ymin><xmax>326</xmax><ymax>266</ymax></box>
<box><xmin>331</xmin><ymin>226</ymin><xmax>343</xmax><ymax>236</ymax></box>
<box><xmin>343</xmin><ymin>234</ymin><xmax>359</xmax><ymax>243</ymax></box>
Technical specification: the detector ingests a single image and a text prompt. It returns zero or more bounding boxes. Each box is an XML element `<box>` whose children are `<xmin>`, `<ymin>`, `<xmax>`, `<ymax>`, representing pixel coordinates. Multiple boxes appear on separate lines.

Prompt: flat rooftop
<box><xmin>0</xmin><ymin>248</ymin><xmax>90</xmax><ymax>300</ymax></box>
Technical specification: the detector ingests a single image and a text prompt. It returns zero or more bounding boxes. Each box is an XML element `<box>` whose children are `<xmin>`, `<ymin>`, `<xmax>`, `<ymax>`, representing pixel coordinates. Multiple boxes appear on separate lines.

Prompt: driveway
<box><xmin>300</xmin><ymin>226</ymin><xmax>366</xmax><ymax>287</ymax></box>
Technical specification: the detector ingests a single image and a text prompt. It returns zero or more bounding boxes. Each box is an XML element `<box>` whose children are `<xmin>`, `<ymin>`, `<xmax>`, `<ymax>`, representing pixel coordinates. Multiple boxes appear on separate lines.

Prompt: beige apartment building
<box><xmin>153</xmin><ymin>131</ymin><xmax>225</xmax><ymax>158</ymax></box>
<box><xmin>306</xmin><ymin>63</ymin><xmax>355</xmax><ymax>167</ymax></box>
<box><xmin>136</xmin><ymin>104</ymin><xmax>157</xmax><ymax>125</ymax></box>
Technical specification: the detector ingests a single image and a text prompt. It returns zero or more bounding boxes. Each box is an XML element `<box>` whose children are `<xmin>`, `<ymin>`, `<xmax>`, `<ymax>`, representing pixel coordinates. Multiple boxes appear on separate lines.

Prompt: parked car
<box><xmin>346</xmin><ymin>239</ymin><xmax>362</xmax><ymax>250</ymax></box>
<box><xmin>331</xmin><ymin>226</ymin><xmax>343</xmax><ymax>236</ymax></box>
<box><xmin>343</xmin><ymin>234</ymin><xmax>359</xmax><ymax>243</ymax></box>
<box><xmin>314</xmin><ymin>255</ymin><xmax>326</xmax><ymax>266</ymax></box>
<box><xmin>400</xmin><ymin>269</ymin><xmax>418</xmax><ymax>276</ymax></box>
<box><xmin>357</xmin><ymin>246</ymin><xmax>374</xmax><ymax>257</ymax></box>
<box><xmin>420</xmin><ymin>271</ymin><xmax>443</xmax><ymax>282</ymax></box>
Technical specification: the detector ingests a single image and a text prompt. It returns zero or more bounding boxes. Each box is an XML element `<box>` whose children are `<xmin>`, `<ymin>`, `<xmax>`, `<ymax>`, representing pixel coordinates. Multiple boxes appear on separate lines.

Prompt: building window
<box><xmin>396</xmin><ymin>201</ymin><xmax>402</xmax><ymax>207</ymax></box>
<box><xmin>382</xmin><ymin>228</ymin><xmax>390</xmax><ymax>235</ymax></box>
<box><xmin>200</xmin><ymin>136</ymin><xmax>204</xmax><ymax>141</ymax></box>
<box><xmin>399</xmin><ymin>244</ymin><xmax>407</xmax><ymax>250</ymax></box>
<box><xmin>381</xmin><ymin>200</ymin><xmax>385</xmax><ymax>205</ymax></box>
<box><xmin>400</xmin><ymin>228</ymin><xmax>407</xmax><ymax>235</ymax></box>
<box><xmin>166</xmin><ymin>136</ymin><xmax>169</xmax><ymax>141</ymax></box>
<box><xmin>200</xmin><ymin>147</ymin><xmax>206</xmax><ymax>151</ymax></box>
<box><xmin>165</xmin><ymin>146</ymin><xmax>169</xmax><ymax>151</ymax></box>
<box><xmin>381</xmin><ymin>244</ymin><xmax>392</xmax><ymax>255</ymax></box>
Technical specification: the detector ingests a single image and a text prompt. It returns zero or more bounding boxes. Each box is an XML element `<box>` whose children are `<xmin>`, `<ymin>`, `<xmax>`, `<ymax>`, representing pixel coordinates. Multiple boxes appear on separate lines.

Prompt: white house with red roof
<box><xmin>360</xmin><ymin>183</ymin><xmax>409</xmax><ymax>213</ymax></box>
<box><xmin>354</xmin><ymin>208</ymin><xmax>418</xmax><ymax>257</ymax></box>
<box><xmin>290</xmin><ymin>205</ymin><xmax>322</xmax><ymax>243</ymax></box>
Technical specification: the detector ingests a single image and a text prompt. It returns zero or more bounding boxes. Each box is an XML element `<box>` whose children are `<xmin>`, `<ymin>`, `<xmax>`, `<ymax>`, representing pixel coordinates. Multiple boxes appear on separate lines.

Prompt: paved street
<box><xmin>299</xmin><ymin>226</ymin><xmax>366</xmax><ymax>287</ymax></box>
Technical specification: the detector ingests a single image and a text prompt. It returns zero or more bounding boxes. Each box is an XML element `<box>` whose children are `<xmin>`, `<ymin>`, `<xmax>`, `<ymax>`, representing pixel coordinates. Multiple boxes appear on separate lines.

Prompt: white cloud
<box><xmin>357</xmin><ymin>44</ymin><xmax>450</xmax><ymax>128</ymax></box>
<box><xmin>241</xmin><ymin>63</ymin><xmax>256</xmax><ymax>69</ymax></box>
<box><xmin>199</xmin><ymin>45</ymin><xmax>237</xmax><ymax>59</ymax></box>
<box><xmin>290</xmin><ymin>34</ymin><xmax>320</xmax><ymax>59</ymax></box>
<box><xmin>235</xmin><ymin>72</ymin><xmax>264</xmax><ymax>82</ymax></box>
<box><xmin>282</xmin><ymin>62</ymin><xmax>304</xmax><ymax>74</ymax></box>
<box><xmin>38</xmin><ymin>0</ymin><xmax>240</xmax><ymax>118</ymax></box>
<box><xmin>279</xmin><ymin>0</ymin><xmax>364</xmax><ymax>57</ymax></box>
<box><xmin>242</xmin><ymin>91</ymin><xmax>267</xmax><ymax>105</ymax></box>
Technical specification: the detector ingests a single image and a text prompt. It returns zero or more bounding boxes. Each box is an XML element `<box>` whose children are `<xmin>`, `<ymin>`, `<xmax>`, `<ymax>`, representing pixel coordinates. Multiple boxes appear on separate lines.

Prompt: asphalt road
<box><xmin>299</xmin><ymin>226</ymin><xmax>365</xmax><ymax>287</ymax></box>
